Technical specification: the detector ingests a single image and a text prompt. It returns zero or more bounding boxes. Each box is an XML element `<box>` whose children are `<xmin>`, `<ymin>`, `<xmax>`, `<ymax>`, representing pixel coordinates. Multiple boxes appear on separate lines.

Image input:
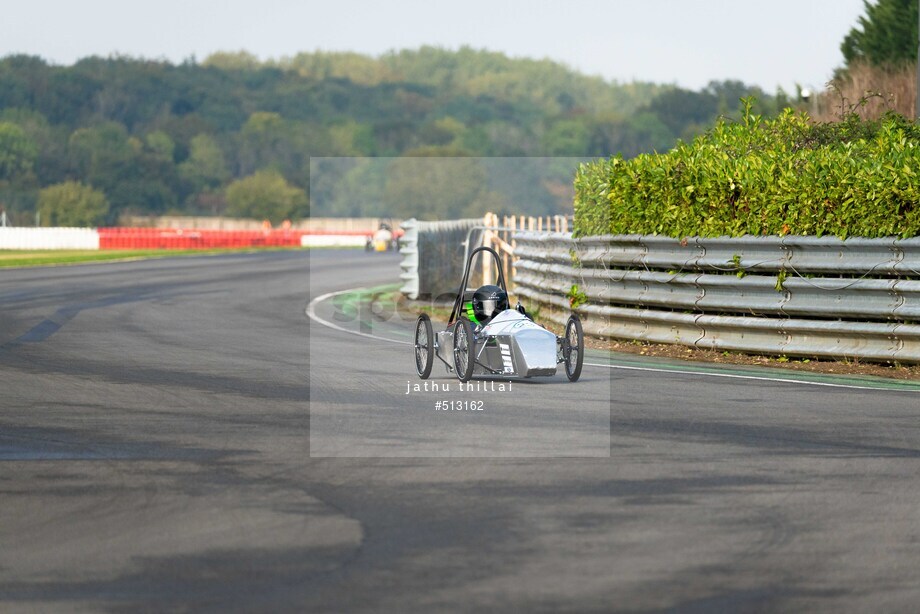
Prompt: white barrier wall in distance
<box><xmin>0</xmin><ymin>227</ymin><xmax>100</xmax><ymax>250</ymax></box>
<box><xmin>300</xmin><ymin>235</ymin><xmax>367</xmax><ymax>247</ymax></box>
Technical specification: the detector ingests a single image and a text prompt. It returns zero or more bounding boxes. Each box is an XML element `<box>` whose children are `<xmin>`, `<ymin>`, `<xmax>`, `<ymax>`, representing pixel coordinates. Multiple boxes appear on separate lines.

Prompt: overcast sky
<box><xmin>2</xmin><ymin>0</ymin><xmax>868</xmax><ymax>93</ymax></box>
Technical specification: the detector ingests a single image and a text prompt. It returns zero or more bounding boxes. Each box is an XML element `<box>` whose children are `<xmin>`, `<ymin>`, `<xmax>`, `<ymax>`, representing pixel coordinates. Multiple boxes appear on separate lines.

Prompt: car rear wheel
<box><xmin>415</xmin><ymin>314</ymin><xmax>434</xmax><ymax>379</ymax></box>
<box><xmin>564</xmin><ymin>314</ymin><xmax>584</xmax><ymax>382</ymax></box>
<box><xmin>453</xmin><ymin>319</ymin><xmax>475</xmax><ymax>382</ymax></box>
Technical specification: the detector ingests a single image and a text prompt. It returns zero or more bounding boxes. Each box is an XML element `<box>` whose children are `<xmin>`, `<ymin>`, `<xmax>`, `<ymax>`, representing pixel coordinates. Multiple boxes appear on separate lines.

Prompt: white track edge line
<box><xmin>307</xmin><ymin>288</ymin><xmax>413</xmax><ymax>346</ymax></box>
<box><xmin>587</xmin><ymin>362</ymin><xmax>918</xmax><ymax>393</ymax></box>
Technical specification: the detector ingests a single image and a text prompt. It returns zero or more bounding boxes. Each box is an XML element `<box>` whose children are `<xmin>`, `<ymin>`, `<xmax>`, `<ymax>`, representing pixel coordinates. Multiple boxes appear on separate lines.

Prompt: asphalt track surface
<box><xmin>2</xmin><ymin>249</ymin><xmax>920</xmax><ymax>612</ymax></box>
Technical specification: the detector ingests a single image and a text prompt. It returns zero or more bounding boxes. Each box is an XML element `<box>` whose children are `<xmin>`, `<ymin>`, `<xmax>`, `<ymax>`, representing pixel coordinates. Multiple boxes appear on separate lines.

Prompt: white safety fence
<box><xmin>300</xmin><ymin>235</ymin><xmax>367</xmax><ymax>247</ymax></box>
<box><xmin>0</xmin><ymin>227</ymin><xmax>100</xmax><ymax>250</ymax></box>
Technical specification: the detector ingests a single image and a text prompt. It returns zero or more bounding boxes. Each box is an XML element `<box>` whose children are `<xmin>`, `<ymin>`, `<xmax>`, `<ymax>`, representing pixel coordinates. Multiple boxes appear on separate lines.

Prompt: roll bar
<box><xmin>447</xmin><ymin>246</ymin><xmax>507</xmax><ymax>325</ymax></box>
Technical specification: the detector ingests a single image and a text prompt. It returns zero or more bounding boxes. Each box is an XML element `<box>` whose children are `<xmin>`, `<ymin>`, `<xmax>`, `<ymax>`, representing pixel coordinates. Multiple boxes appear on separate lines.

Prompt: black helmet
<box><xmin>472</xmin><ymin>285</ymin><xmax>508</xmax><ymax>323</ymax></box>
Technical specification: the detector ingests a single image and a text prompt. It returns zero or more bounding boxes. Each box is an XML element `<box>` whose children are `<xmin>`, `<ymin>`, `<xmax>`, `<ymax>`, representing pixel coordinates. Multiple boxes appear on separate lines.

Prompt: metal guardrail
<box><xmin>399</xmin><ymin>215</ymin><xmax>570</xmax><ymax>301</ymax></box>
<box><xmin>514</xmin><ymin>232</ymin><xmax>920</xmax><ymax>363</ymax></box>
<box><xmin>515</xmin><ymin>263</ymin><xmax>920</xmax><ymax>320</ymax></box>
<box><xmin>399</xmin><ymin>218</ymin><xmax>484</xmax><ymax>300</ymax></box>
<box><xmin>514</xmin><ymin>234</ymin><xmax>920</xmax><ymax>275</ymax></box>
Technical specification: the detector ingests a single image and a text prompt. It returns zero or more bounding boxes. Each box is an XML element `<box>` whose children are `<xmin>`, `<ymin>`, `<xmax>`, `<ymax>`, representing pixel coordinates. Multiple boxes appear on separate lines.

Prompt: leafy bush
<box><xmin>37</xmin><ymin>181</ymin><xmax>109</xmax><ymax>227</ymax></box>
<box><xmin>225</xmin><ymin>170</ymin><xmax>307</xmax><ymax>223</ymax></box>
<box><xmin>574</xmin><ymin>98</ymin><xmax>920</xmax><ymax>239</ymax></box>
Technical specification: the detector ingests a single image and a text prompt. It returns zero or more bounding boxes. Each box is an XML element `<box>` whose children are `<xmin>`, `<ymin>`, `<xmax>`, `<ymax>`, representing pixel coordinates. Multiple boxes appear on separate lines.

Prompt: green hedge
<box><xmin>573</xmin><ymin>99</ymin><xmax>920</xmax><ymax>239</ymax></box>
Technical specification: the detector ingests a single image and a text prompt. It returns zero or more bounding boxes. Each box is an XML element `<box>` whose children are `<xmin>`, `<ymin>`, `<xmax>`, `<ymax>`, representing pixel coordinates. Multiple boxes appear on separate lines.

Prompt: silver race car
<box><xmin>414</xmin><ymin>246</ymin><xmax>584</xmax><ymax>382</ymax></box>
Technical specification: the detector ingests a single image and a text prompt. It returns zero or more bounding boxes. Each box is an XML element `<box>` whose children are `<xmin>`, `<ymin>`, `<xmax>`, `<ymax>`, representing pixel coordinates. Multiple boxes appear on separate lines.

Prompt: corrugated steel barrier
<box><xmin>399</xmin><ymin>218</ymin><xmax>485</xmax><ymax>300</ymax></box>
<box><xmin>513</xmin><ymin>232</ymin><xmax>920</xmax><ymax>364</ymax></box>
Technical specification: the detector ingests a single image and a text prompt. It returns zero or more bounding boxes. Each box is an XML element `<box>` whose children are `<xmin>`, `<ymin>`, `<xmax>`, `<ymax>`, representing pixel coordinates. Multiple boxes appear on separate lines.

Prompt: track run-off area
<box><xmin>2</xmin><ymin>249</ymin><xmax>920</xmax><ymax>611</ymax></box>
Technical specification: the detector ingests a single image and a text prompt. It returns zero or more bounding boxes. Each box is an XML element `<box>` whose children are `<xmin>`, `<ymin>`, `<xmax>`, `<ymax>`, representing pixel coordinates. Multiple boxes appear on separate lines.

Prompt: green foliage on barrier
<box><xmin>567</xmin><ymin>284</ymin><xmax>588</xmax><ymax>309</ymax></box>
<box><xmin>574</xmin><ymin>98</ymin><xmax>920</xmax><ymax>239</ymax></box>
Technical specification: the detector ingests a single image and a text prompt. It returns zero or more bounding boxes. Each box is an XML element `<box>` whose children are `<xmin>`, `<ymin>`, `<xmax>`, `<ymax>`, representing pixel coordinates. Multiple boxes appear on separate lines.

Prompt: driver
<box><xmin>373</xmin><ymin>223</ymin><xmax>393</xmax><ymax>243</ymax></box>
<box><xmin>467</xmin><ymin>284</ymin><xmax>509</xmax><ymax>327</ymax></box>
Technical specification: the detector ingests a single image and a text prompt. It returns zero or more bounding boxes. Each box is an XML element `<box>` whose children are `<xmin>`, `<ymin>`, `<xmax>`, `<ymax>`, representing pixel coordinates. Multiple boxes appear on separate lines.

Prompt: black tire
<box><xmin>453</xmin><ymin>319</ymin><xmax>475</xmax><ymax>382</ymax></box>
<box><xmin>415</xmin><ymin>314</ymin><xmax>434</xmax><ymax>379</ymax></box>
<box><xmin>564</xmin><ymin>314</ymin><xmax>584</xmax><ymax>382</ymax></box>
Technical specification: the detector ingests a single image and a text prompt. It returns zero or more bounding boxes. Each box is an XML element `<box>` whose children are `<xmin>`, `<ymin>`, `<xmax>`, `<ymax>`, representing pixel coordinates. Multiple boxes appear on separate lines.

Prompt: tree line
<box><xmin>0</xmin><ymin>47</ymin><xmax>783</xmax><ymax>225</ymax></box>
<box><xmin>815</xmin><ymin>0</ymin><xmax>918</xmax><ymax>121</ymax></box>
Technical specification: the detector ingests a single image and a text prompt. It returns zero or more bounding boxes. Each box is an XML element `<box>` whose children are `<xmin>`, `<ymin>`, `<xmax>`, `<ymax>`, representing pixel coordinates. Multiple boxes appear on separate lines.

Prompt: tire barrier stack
<box><xmin>513</xmin><ymin>232</ymin><xmax>920</xmax><ymax>363</ymax></box>
<box><xmin>399</xmin><ymin>218</ymin><xmax>485</xmax><ymax>300</ymax></box>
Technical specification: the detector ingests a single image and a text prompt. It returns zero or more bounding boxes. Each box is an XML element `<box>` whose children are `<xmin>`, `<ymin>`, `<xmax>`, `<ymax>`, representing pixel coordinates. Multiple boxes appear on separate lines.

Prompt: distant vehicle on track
<box><xmin>365</xmin><ymin>221</ymin><xmax>399</xmax><ymax>252</ymax></box>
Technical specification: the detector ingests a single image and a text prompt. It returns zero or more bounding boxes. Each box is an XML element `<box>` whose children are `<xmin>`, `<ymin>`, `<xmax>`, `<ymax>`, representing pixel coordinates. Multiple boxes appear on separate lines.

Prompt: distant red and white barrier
<box><xmin>0</xmin><ymin>226</ymin><xmax>401</xmax><ymax>250</ymax></box>
<box><xmin>97</xmin><ymin>227</ymin><xmax>307</xmax><ymax>249</ymax></box>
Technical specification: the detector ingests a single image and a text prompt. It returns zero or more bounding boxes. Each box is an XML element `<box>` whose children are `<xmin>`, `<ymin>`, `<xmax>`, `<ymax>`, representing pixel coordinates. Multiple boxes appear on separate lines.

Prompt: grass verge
<box><xmin>0</xmin><ymin>247</ymin><xmax>311</xmax><ymax>268</ymax></box>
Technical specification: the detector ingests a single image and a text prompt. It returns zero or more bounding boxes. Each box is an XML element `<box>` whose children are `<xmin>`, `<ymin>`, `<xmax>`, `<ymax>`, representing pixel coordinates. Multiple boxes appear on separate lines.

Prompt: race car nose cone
<box><xmin>512</xmin><ymin>328</ymin><xmax>558</xmax><ymax>376</ymax></box>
